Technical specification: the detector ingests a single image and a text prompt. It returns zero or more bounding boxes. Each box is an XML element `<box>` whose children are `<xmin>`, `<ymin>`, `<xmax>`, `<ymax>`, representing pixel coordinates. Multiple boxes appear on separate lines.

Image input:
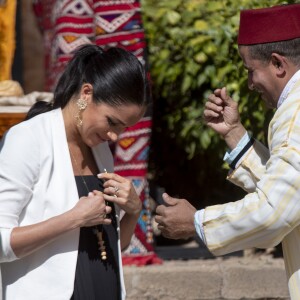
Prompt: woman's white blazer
<box><xmin>0</xmin><ymin>109</ymin><xmax>126</xmax><ymax>300</ymax></box>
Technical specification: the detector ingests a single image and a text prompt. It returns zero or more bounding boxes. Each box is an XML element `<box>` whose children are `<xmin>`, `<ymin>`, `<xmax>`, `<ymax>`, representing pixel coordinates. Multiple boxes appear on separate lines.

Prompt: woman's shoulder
<box><xmin>11</xmin><ymin>109</ymin><xmax>60</xmax><ymax>132</ymax></box>
<box><xmin>2</xmin><ymin>110</ymin><xmax>60</xmax><ymax>147</ymax></box>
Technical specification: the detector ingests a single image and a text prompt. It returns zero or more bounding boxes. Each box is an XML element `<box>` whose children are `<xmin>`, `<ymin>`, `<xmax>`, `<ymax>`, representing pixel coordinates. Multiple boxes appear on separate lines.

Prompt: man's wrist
<box><xmin>194</xmin><ymin>209</ymin><xmax>207</xmax><ymax>245</ymax></box>
<box><xmin>224</xmin><ymin>125</ymin><xmax>247</xmax><ymax>150</ymax></box>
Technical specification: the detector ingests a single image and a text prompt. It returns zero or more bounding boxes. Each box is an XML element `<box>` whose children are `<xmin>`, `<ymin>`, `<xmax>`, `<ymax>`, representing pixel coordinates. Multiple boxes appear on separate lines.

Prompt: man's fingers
<box><xmin>220</xmin><ymin>87</ymin><xmax>234</xmax><ymax>106</ymax></box>
<box><xmin>162</xmin><ymin>193</ymin><xmax>179</xmax><ymax>206</ymax></box>
<box><xmin>154</xmin><ymin>214</ymin><xmax>164</xmax><ymax>225</ymax></box>
<box><xmin>155</xmin><ymin>204</ymin><xmax>166</xmax><ymax>216</ymax></box>
<box><xmin>205</xmin><ymin>98</ymin><xmax>223</xmax><ymax>112</ymax></box>
<box><xmin>213</xmin><ymin>88</ymin><xmax>222</xmax><ymax>95</ymax></box>
<box><xmin>207</xmin><ymin>93</ymin><xmax>223</xmax><ymax>105</ymax></box>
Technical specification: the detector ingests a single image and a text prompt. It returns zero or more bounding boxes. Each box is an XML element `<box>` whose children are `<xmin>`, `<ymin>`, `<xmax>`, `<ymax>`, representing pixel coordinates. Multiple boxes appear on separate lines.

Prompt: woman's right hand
<box><xmin>71</xmin><ymin>191</ymin><xmax>112</xmax><ymax>227</ymax></box>
<box><xmin>10</xmin><ymin>191</ymin><xmax>112</xmax><ymax>259</ymax></box>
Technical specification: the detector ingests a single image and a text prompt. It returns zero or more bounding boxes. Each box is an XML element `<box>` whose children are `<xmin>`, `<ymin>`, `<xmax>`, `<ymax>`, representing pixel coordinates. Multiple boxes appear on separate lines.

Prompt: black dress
<box><xmin>71</xmin><ymin>175</ymin><xmax>121</xmax><ymax>300</ymax></box>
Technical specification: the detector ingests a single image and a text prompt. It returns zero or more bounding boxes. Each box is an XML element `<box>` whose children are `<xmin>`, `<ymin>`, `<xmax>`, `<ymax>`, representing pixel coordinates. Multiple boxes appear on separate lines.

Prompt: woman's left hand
<box><xmin>98</xmin><ymin>172</ymin><xmax>142</xmax><ymax>216</ymax></box>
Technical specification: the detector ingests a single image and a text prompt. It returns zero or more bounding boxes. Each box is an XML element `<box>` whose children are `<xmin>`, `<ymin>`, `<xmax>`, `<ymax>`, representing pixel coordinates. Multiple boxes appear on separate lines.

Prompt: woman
<box><xmin>31</xmin><ymin>0</ymin><xmax>158</xmax><ymax>264</ymax></box>
<box><xmin>0</xmin><ymin>44</ymin><xmax>149</xmax><ymax>299</ymax></box>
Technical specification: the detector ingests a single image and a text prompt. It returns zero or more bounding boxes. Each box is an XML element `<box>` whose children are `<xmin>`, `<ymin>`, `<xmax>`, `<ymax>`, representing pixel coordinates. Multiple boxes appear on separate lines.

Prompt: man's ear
<box><xmin>271</xmin><ymin>53</ymin><xmax>286</xmax><ymax>75</ymax></box>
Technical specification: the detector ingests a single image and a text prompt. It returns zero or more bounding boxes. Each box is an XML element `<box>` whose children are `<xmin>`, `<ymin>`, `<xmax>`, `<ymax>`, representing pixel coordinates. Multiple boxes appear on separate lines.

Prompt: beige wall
<box><xmin>21</xmin><ymin>0</ymin><xmax>45</xmax><ymax>93</ymax></box>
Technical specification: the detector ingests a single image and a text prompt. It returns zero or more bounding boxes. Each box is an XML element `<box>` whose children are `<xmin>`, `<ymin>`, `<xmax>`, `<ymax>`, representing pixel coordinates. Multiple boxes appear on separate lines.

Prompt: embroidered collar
<box><xmin>277</xmin><ymin>69</ymin><xmax>300</xmax><ymax>108</ymax></box>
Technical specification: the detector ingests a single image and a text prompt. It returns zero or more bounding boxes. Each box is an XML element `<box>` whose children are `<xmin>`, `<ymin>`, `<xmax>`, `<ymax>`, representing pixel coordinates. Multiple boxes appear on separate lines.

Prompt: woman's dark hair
<box><xmin>26</xmin><ymin>44</ymin><xmax>149</xmax><ymax>120</ymax></box>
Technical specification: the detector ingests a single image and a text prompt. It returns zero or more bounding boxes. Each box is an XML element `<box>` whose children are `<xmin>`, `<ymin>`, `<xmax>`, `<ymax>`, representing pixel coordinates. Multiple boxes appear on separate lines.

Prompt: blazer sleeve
<box><xmin>0</xmin><ymin>123</ymin><xmax>40</xmax><ymax>262</ymax></box>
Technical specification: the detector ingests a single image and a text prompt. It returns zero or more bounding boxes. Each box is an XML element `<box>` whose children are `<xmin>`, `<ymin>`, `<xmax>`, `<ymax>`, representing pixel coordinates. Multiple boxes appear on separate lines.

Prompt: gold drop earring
<box><xmin>75</xmin><ymin>98</ymin><xmax>87</xmax><ymax>127</ymax></box>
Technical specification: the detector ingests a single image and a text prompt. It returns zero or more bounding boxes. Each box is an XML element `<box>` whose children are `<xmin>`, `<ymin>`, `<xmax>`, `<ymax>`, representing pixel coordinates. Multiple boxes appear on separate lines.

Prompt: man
<box><xmin>155</xmin><ymin>4</ymin><xmax>300</xmax><ymax>299</ymax></box>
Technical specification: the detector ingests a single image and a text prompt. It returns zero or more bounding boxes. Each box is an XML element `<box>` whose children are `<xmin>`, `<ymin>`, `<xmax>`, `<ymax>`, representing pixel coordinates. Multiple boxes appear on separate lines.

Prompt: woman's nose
<box><xmin>106</xmin><ymin>131</ymin><xmax>118</xmax><ymax>142</ymax></box>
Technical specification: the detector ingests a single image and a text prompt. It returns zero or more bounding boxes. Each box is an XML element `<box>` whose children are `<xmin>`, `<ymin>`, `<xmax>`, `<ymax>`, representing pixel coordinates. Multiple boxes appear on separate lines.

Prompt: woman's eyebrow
<box><xmin>107</xmin><ymin>116</ymin><xmax>126</xmax><ymax>126</ymax></box>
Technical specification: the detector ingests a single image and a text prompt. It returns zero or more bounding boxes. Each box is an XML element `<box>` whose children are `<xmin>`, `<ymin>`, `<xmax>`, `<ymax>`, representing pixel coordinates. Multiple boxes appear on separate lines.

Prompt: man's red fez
<box><xmin>238</xmin><ymin>4</ymin><xmax>300</xmax><ymax>45</ymax></box>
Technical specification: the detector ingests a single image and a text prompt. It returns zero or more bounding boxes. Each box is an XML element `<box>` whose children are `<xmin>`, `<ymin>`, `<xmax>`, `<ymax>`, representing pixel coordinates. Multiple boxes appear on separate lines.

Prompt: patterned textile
<box><xmin>114</xmin><ymin>117</ymin><xmax>161</xmax><ymax>265</ymax></box>
<box><xmin>33</xmin><ymin>0</ymin><xmax>147</xmax><ymax>91</ymax></box>
<box><xmin>32</xmin><ymin>0</ymin><xmax>161</xmax><ymax>265</ymax></box>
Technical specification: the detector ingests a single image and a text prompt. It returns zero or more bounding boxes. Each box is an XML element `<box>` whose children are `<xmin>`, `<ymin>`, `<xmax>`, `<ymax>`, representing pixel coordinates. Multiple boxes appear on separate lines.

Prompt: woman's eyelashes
<box><xmin>106</xmin><ymin>116</ymin><xmax>128</xmax><ymax>134</ymax></box>
<box><xmin>107</xmin><ymin>117</ymin><xmax>117</xmax><ymax>127</ymax></box>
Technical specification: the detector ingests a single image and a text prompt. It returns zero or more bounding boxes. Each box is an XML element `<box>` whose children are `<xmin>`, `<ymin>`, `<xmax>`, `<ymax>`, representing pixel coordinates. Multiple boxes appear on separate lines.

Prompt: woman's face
<box><xmin>80</xmin><ymin>101</ymin><xmax>146</xmax><ymax>147</ymax></box>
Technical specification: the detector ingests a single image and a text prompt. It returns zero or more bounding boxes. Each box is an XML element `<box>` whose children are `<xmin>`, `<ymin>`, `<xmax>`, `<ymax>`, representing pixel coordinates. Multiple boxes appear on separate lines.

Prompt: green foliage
<box><xmin>142</xmin><ymin>0</ymin><xmax>299</xmax><ymax>160</ymax></box>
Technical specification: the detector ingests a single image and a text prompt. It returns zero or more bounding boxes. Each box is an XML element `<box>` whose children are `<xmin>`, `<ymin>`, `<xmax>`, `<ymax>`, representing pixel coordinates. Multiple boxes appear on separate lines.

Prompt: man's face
<box><xmin>239</xmin><ymin>45</ymin><xmax>279</xmax><ymax>108</ymax></box>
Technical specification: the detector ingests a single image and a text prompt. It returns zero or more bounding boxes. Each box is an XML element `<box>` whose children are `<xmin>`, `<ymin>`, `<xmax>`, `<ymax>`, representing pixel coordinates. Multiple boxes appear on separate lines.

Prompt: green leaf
<box><xmin>194</xmin><ymin>52</ymin><xmax>207</xmax><ymax>63</ymax></box>
<box><xmin>181</xmin><ymin>75</ymin><xmax>192</xmax><ymax>94</ymax></box>
<box><xmin>166</xmin><ymin>10</ymin><xmax>181</xmax><ymax>25</ymax></box>
<box><xmin>200</xmin><ymin>130</ymin><xmax>211</xmax><ymax>149</ymax></box>
<box><xmin>194</xmin><ymin>20</ymin><xmax>209</xmax><ymax>31</ymax></box>
<box><xmin>189</xmin><ymin>35</ymin><xmax>211</xmax><ymax>47</ymax></box>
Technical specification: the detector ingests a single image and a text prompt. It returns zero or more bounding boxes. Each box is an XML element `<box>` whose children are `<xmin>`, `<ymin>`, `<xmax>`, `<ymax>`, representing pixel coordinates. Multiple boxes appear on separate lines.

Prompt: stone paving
<box><xmin>124</xmin><ymin>243</ymin><xmax>290</xmax><ymax>300</ymax></box>
<box><xmin>0</xmin><ymin>239</ymin><xmax>289</xmax><ymax>300</ymax></box>
<box><xmin>124</xmin><ymin>256</ymin><xmax>290</xmax><ymax>300</ymax></box>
